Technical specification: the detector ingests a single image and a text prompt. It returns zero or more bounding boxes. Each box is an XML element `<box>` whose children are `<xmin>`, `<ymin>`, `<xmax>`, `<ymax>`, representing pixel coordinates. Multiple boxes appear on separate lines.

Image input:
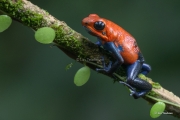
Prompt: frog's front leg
<box><xmin>95</xmin><ymin>40</ymin><xmax>101</xmax><ymax>47</ymax></box>
<box><xmin>126</xmin><ymin>60</ymin><xmax>152</xmax><ymax>99</ymax></box>
<box><xmin>96</xmin><ymin>42</ymin><xmax>124</xmax><ymax>74</ymax></box>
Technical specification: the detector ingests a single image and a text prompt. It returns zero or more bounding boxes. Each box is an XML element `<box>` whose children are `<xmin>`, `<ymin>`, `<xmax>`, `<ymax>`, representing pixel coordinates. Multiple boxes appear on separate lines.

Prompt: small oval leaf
<box><xmin>150</xmin><ymin>101</ymin><xmax>166</xmax><ymax>118</ymax></box>
<box><xmin>65</xmin><ymin>63</ymin><xmax>73</xmax><ymax>71</ymax></box>
<box><xmin>0</xmin><ymin>15</ymin><xmax>12</xmax><ymax>32</ymax></box>
<box><xmin>35</xmin><ymin>27</ymin><xmax>55</xmax><ymax>44</ymax></box>
<box><xmin>74</xmin><ymin>66</ymin><xmax>90</xmax><ymax>86</ymax></box>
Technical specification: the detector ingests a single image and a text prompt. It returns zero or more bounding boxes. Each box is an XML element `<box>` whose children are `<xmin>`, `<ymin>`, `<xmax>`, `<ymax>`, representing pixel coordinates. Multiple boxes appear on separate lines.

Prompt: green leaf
<box><xmin>0</xmin><ymin>15</ymin><xmax>12</xmax><ymax>32</ymax></box>
<box><xmin>150</xmin><ymin>101</ymin><xmax>166</xmax><ymax>118</ymax></box>
<box><xmin>65</xmin><ymin>63</ymin><xmax>73</xmax><ymax>71</ymax></box>
<box><xmin>74</xmin><ymin>66</ymin><xmax>90</xmax><ymax>86</ymax></box>
<box><xmin>35</xmin><ymin>27</ymin><xmax>55</xmax><ymax>44</ymax></box>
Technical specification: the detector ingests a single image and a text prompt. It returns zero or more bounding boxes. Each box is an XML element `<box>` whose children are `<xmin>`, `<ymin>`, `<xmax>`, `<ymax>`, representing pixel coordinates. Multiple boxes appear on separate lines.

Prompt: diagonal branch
<box><xmin>0</xmin><ymin>0</ymin><xmax>180</xmax><ymax>118</ymax></box>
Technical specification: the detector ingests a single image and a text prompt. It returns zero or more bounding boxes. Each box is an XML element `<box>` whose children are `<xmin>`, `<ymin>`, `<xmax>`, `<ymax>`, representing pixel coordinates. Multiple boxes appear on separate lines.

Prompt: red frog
<box><xmin>82</xmin><ymin>14</ymin><xmax>152</xmax><ymax>99</ymax></box>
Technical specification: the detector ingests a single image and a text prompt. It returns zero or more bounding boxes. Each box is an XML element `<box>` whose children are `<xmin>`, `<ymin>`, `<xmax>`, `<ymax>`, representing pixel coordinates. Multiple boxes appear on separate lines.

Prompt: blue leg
<box><xmin>126</xmin><ymin>60</ymin><xmax>152</xmax><ymax>99</ymax></box>
<box><xmin>95</xmin><ymin>40</ymin><xmax>101</xmax><ymax>47</ymax></box>
<box><xmin>119</xmin><ymin>81</ymin><xmax>135</xmax><ymax>91</ymax></box>
<box><xmin>141</xmin><ymin>63</ymin><xmax>151</xmax><ymax>75</ymax></box>
<box><xmin>96</xmin><ymin>42</ymin><xmax>124</xmax><ymax>74</ymax></box>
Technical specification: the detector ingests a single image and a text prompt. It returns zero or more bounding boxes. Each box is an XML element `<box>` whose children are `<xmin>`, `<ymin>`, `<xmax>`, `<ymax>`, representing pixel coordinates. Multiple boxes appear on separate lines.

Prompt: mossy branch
<box><xmin>0</xmin><ymin>0</ymin><xmax>180</xmax><ymax>118</ymax></box>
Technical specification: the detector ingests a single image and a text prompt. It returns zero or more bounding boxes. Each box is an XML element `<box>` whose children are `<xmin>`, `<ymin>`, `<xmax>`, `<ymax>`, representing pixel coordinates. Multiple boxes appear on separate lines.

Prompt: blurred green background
<box><xmin>0</xmin><ymin>0</ymin><xmax>180</xmax><ymax>120</ymax></box>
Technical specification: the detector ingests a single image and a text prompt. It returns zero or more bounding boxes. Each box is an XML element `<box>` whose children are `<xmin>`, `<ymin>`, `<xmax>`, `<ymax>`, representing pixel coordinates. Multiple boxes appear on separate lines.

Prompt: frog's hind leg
<box><xmin>126</xmin><ymin>60</ymin><xmax>152</xmax><ymax>99</ymax></box>
<box><xmin>141</xmin><ymin>63</ymin><xmax>151</xmax><ymax>75</ymax></box>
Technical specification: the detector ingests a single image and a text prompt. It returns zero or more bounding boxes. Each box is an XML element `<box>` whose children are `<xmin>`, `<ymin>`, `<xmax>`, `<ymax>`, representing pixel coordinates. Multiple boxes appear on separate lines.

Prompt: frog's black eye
<box><xmin>94</xmin><ymin>21</ymin><xmax>105</xmax><ymax>30</ymax></box>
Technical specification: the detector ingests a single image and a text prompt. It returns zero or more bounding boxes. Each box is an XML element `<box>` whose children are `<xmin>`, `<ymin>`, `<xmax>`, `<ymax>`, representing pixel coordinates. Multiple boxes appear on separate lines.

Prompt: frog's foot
<box><xmin>119</xmin><ymin>81</ymin><xmax>142</xmax><ymax>99</ymax></box>
<box><xmin>130</xmin><ymin>89</ymin><xmax>151</xmax><ymax>99</ymax></box>
<box><xmin>119</xmin><ymin>81</ymin><xmax>135</xmax><ymax>91</ymax></box>
<box><xmin>96</xmin><ymin>56</ymin><xmax>112</xmax><ymax>74</ymax></box>
<box><xmin>129</xmin><ymin>89</ymin><xmax>139</xmax><ymax>99</ymax></box>
<box><xmin>95</xmin><ymin>41</ymin><xmax>101</xmax><ymax>47</ymax></box>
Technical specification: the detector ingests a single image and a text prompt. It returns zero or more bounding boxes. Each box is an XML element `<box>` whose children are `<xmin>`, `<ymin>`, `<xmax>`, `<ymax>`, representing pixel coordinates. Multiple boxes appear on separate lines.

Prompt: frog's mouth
<box><xmin>83</xmin><ymin>26</ymin><xmax>91</xmax><ymax>33</ymax></box>
<box><xmin>83</xmin><ymin>26</ymin><xmax>96</xmax><ymax>36</ymax></box>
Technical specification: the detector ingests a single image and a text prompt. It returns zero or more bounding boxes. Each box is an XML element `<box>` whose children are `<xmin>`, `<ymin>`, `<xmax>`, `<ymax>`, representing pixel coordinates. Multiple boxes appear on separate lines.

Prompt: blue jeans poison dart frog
<box><xmin>82</xmin><ymin>14</ymin><xmax>152</xmax><ymax>99</ymax></box>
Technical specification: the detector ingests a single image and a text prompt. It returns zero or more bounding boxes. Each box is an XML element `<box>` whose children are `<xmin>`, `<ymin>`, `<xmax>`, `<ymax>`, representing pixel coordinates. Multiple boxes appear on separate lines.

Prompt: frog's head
<box><xmin>82</xmin><ymin>14</ymin><xmax>109</xmax><ymax>41</ymax></box>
